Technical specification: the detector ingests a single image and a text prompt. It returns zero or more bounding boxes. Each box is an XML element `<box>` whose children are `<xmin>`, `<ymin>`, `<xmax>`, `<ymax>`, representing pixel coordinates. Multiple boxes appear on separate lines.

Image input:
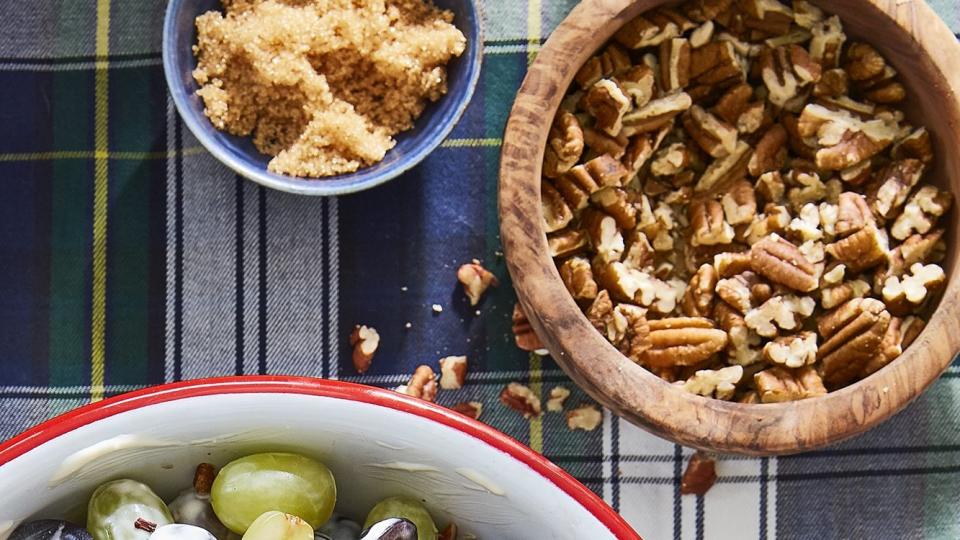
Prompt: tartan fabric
<box><xmin>0</xmin><ymin>0</ymin><xmax>959</xmax><ymax>538</ymax></box>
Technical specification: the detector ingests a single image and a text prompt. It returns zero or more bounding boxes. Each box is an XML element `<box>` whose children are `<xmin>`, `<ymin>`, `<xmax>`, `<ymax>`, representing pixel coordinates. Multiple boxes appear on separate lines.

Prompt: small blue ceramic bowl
<box><xmin>163</xmin><ymin>0</ymin><xmax>482</xmax><ymax>196</ymax></box>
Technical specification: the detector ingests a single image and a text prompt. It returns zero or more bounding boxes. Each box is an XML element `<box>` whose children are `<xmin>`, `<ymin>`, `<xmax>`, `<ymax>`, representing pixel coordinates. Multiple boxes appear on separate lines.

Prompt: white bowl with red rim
<box><xmin>0</xmin><ymin>376</ymin><xmax>639</xmax><ymax>539</ymax></box>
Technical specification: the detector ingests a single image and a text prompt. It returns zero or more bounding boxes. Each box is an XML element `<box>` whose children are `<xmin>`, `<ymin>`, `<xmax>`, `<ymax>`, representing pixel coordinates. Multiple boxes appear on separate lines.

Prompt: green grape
<box><xmin>363</xmin><ymin>497</ymin><xmax>437</xmax><ymax>540</ymax></box>
<box><xmin>86</xmin><ymin>479</ymin><xmax>173</xmax><ymax>540</ymax></box>
<box><xmin>241</xmin><ymin>512</ymin><xmax>313</xmax><ymax>540</ymax></box>
<box><xmin>210</xmin><ymin>452</ymin><xmax>336</xmax><ymax>534</ymax></box>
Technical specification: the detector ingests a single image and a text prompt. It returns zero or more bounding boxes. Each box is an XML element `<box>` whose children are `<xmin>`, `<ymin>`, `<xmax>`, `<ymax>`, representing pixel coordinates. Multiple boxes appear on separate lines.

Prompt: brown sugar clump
<box><xmin>192</xmin><ymin>0</ymin><xmax>467</xmax><ymax>178</ymax></box>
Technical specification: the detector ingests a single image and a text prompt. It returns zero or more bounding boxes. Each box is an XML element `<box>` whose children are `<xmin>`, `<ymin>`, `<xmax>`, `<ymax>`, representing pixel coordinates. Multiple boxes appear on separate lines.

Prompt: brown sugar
<box><xmin>192</xmin><ymin>0</ymin><xmax>467</xmax><ymax>178</ymax></box>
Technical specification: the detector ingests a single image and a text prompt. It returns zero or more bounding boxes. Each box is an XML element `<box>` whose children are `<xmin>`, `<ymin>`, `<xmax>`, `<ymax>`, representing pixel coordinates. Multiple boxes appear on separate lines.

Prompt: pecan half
<box><xmin>744</xmin><ymin>294</ymin><xmax>815</xmax><ymax>337</ymax></box>
<box><xmin>716</xmin><ymin>270</ymin><xmax>770</xmax><ymax>313</ymax></box>
<box><xmin>817</xmin><ymin>298</ymin><xmax>891</xmax><ymax>388</ymax></box>
<box><xmin>750</xmin><ymin>234</ymin><xmax>818</xmax><ymax>292</ymax></box>
<box><xmin>754</xmin><ymin>366</ymin><xmax>826</xmax><ymax>403</ymax></box>
<box><xmin>680</xmin><ymin>364</ymin><xmax>743</xmax><ymax>400</ymax></box>
<box><xmin>642</xmin><ymin>317</ymin><xmax>728</xmax><ymax>368</ymax></box>
<box><xmin>825</xmin><ymin>225</ymin><xmax>888</xmax><ymax>273</ymax></box>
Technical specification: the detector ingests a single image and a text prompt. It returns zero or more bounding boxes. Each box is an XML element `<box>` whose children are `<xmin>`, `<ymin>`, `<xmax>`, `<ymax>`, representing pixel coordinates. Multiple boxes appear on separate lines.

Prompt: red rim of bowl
<box><xmin>0</xmin><ymin>376</ymin><xmax>640</xmax><ymax>539</ymax></box>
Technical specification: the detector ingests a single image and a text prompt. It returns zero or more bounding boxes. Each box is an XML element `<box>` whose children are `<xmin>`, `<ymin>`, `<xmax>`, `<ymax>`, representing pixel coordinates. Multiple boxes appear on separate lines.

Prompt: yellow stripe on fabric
<box><xmin>0</xmin><ymin>147</ymin><xmax>206</xmax><ymax>162</ymax></box>
<box><xmin>90</xmin><ymin>0</ymin><xmax>111</xmax><ymax>403</ymax></box>
<box><xmin>440</xmin><ymin>138</ymin><xmax>502</xmax><ymax>148</ymax></box>
<box><xmin>528</xmin><ymin>352</ymin><xmax>543</xmax><ymax>453</ymax></box>
<box><xmin>527</xmin><ymin>0</ymin><xmax>542</xmax><ymax>64</ymax></box>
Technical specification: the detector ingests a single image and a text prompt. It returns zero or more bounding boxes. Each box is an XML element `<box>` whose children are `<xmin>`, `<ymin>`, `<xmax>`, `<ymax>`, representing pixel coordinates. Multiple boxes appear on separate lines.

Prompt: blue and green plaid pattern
<box><xmin>1</xmin><ymin>1</ymin><xmax>959</xmax><ymax>538</ymax></box>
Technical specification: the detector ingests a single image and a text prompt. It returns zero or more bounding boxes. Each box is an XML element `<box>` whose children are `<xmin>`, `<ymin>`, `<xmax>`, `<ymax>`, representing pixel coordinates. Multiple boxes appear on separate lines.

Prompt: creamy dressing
<box><xmin>455</xmin><ymin>468</ymin><xmax>505</xmax><ymax>496</ymax></box>
<box><xmin>51</xmin><ymin>435</ymin><xmax>175</xmax><ymax>486</ymax></box>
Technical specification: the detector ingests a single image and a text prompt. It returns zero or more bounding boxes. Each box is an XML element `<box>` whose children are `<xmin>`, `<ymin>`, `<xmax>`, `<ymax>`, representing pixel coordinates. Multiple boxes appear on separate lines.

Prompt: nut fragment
<box><xmin>681</xmin><ymin>263</ymin><xmax>718</xmax><ymax>317</ymax></box>
<box><xmin>623</xmin><ymin>91</ymin><xmax>693</xmax><ymax>134</ymax></box>
<box><xmin>690</xmin><ymin>199</ymin><xmax>735</xmax><ymax>246</ymax></box>
<box><xmin>817</xmin><ymin>298</ymin><xmax>891</xmax><ymax>388</ymax></box>
<box><xmin>680</xmin><ymin>451</ymin><xmax>717</xmax><ymax>495</ymax></box>
<box><xmin>500</xmin><ymin>382</ymin><xmax>542</xmax><ymax>419</ymax></box>
<box><xmin>748</xmin><ymin>125</ymin><xmax>787</xmax><ymax>177</ymax></box>
<box><xmin>835</xmin><ymin>192</ymin><xmax>874</xmax><ymax>238</ymax></box>
<box><xmin>881</xmin><ymin>263</ymin><xmax>945</xmax><ymax>315</ymax></box>
<box><xmin>457</xmin><ymin>260</ymin><xmax>499</xmax><ymax>306</ymax></box>
<box><xmin>566</xmin><ymin>405</ymin><xmax>603</xmax><ymax>431</ymax></box>
<box><xmin>720</xmin><ymin>179</ymin><xmax>757</xmax><ymax>226</ymax></box>
<box><xmin>512</xmin><ymin>303</ymin><xmax>545</xmax><ymax>352</ymax></box>
<box><xmin>543</xmin><ymin>110</ymin><xmax>584</xmax><ymax>178</ymax></box>
<box><xmin>825</xmin><ymin>225</ymin><xmax>888</xmax><ymax>273</ymax></box>
<box><xmin>659</xmin><ymin>38</ymin><xmax>692</xmax><ymax>91</ymax></box>
<box><xmin>820</xmin><ymin>278</ymin><xmax>870</xmax><ymax>310</ymax></box>
<box><xmin>439</xmin><ymin>524</ymin><xmax>458</xmax><ymax>540</ymax></box>
<box><xmin>349</xmin><ymin>325</ymin><xmax>380</xmax><ymax>374</ymax></box>
<box><xmin>541</xmin><ymin>181</ymin><xmax>574</xmax><ymax>233</ymax></box>
<box><xmin>546</xmin><ymin>386</ymin><xmax>571</xmax><ymax>412</ymax></box>
<box><xmin>451</xmin><ymin>401</ymin><xmax>483</xmax><ymax>420</ymax></box>
<box><xmin>890</xmin><ymin>185</ymin><xmax>952</xmax><ymax>241</ymax></box>
<box><xmin>797</xmin><ymin>103</ymin><xmax>899</xmax><ymax>171</ymax></box>
<box><xmin>683</xmin><ymin>105</ymin><xmax>738</xmax><ymax>158</ymax></box>
<box><xmin>643</xmin><ymin>317</ymin><xmax>728</xmax><ymax>368</ymax></box>
<box><xmin>611</xmin><ymin>303</ymin><xmax>652</xmax><ymax>360</ymax></box>
<box><xmin>763</xmin><ymin>331</ymin><xmax>817</xmax><ymax>368</ymax></box>
<box><xmin>866</xmin><ymin>159</ymin><xmax>925</xmax><ymax>220</ymax></box>
<box><xmin>403</xmin><ymin>365</ymin><xmax>438</xmax><ymax>402</ymax></box>
<box><xmin>754</xmin><ymin>366</ymin><xmax>826</xmax><ymax>402</ymax></box>
<box><xmin>716</xmin><ymin>271</ymin><xmax>769</xmax><ymax>313</ymax></box>
<box><xmin>750</xmin><ymin>234</ymin><xmax>818</xmax><ymax>292</ymax></box>
<box><xmin>584</xmin><ymin>79</ymin><xmax>632</xmax><ymax>136</ymax></box>
<box><xmin>439</xmin><ymin>356</ymin><xmax>468</xmax><ymax>390</ymax></box>
<box><xmin>560</xmin><ymin>256</ymin><xmax>600</xmax><ymax>302</ymax></box>
<box><xmin>759</xmin><ymin>44</ymin><xmax>821</xmax><ymax>110</ymax></box>
<box><xmin>548</xmin><ymin>228</ymin><xmax>588</xmax><ymax>258</ymax></box>
<box><xmin>744</xmin><ymin>294</ymin><xmax>815</xmax><ymax>337</ymax></box>
<box><xmin>679</xmin><ymin>364</ymin><xmax>743</xmax><ymax>400</ymax></box>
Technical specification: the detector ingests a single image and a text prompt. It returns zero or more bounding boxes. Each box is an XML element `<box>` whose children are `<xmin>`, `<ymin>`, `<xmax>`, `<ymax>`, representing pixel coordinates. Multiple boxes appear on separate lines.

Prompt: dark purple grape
<box><xmin>10</xmin><ymin>520</ymin><xmax>93</xmax><ymax>540</ymax></box>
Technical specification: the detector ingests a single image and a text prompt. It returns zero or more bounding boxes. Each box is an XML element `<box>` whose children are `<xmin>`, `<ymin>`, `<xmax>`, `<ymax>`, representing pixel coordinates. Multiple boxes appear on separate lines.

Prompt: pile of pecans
<box><xmin>541</xmin><ymin>0</ymin><xmax>950</xmax><ymax>403</ymax></box>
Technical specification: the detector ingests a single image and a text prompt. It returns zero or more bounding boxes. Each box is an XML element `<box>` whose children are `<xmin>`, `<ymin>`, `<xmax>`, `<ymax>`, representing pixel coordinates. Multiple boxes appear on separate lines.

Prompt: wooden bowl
<box><xmin>499</xmin><ymin>0</ymin><xmax>960</xmax><ymax>455</ymax></box>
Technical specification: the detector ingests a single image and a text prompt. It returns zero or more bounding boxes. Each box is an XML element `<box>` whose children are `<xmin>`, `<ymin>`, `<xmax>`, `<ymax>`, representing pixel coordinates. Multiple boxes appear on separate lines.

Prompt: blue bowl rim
<box><xmin>162</xmin><ymin>0</ymin><xmax>484</xmax><ymax>197</ymax></box>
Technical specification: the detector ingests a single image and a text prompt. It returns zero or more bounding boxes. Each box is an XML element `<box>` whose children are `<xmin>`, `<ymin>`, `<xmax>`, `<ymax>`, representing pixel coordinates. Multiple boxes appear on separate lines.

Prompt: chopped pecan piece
<box><xmin>614</xmin><ymin>12</ymin><xmax>681</xmax><ymax>49</ymax></box>
<box><xmin>582</xmin><ymin>209</ymin><xmax>625</xmax><ymax>263</ymax></box>
<box><xmin>866</xmin><ymin>159</ymin><xmax>924</xmax><ymax>220</ymax></box>
<box><xmin>680</xmin><ymin>365</ymin><xmax>743</xmax><ymax>400</ymax></box>
<box><xmin>808</xmin><ymin>16</ymin><xmax>845</xmax><ymax>68</ymax></box>
<box><xmin>817</xmin><ymin>298</ymin><xmax>891</xmax><ymax>387</ymax></box>
<box><xmin>748</xmin><ymin>125</ymin><xmax>787</xmax><ymax>177</ymax></box>
<box><xmin>825</xmin><ymin>225</ymin><xmax>888</xmax><ymax>273</ymax></box>
<box><xmin>759</xmin><ymin>44</ymin><xmax>822</xmax><ymax>110</ymax></box>
<box><xmin>712</xmin><ymin>83</ymin><xmax>752</xmax><ymax>124</ymax></box>
<box><xmin>642</xmin><ymin>317</ymin><xmax>728</xmax><ymax>368</ymax></box>
<box><xmin>891</xmin><ymin>127</ymin><xmax>933</xmax><ymax>164</ymax></box>
<box><xmin>813</xmin><ymin>68</ymin><xmax>849</xmax><ymax>98</ymax></box>
<box><xmin>689</xmin><ymin>41</ymin><xmax>743</xmax><ymax>86</ymax></box>
<box><xmin>451</xmin><ymin>401</ymin><xmax>483</xmax><ymax>420</ymax></box>
<box><xmin>820</xmin><ymin>279</ymin><xmax>870</xmax><ymax>310</ymax></box>
<box><xmin>584</xmin><ymin>80</ymin><xmax>632</xmax><ymax>136</ymax></box>
<box><xmin>439</xmin><ymin>355</ymin><xmax>468</xmax><ymax>390</ymax></box>
<box><xmin>690</xmin><ymin>199</ymin><xmax>735</xmax><ymax>246</ymax></box>
<box><xmin>457</xmin><ymin>260</ymin><xmax>498</xmax><ymax>306</ymax></box>
<box><xmin>350</xmin><ymin>325</ymin><xmax>380</xmax><ymax>374</ymax></box>
<box><xmin>566</xmin><ymin>404</ymin><xmax>603</xmax><ymax>431</ymax></box>
<box><xmin>796</xmin><ymin>104</ymin><xmax>899</xmax><ymax>170</ymax></box>
<box><xmin>622</xmin><ymin>91</ymin><xmax>692</xmax><ymax>135</ymax></box>
<box><xmin>591</xmin><ymin>187</ymin><xmax>637</xmax><ymax>230</ymax></box>
<box><xmin>586</xmin><ymin>290</ymin><xmax>615</xmax><ymax>340</ymax></box>
<box><xmin>660</xmin><ymin>38</ymin><xmax>692</xmax><ymax>91</ymax></box>
<box><xmin>713</xmin><ymin>251</ymin><xmax>753</xmax><ymax>278</ymax></box>
<box><xmin>541</xmin><ymin>181</ymin><xmax>574</xmax><ymax>233</ymax></box>
<box><xmin>616</xmin><ymin>65</ymin><xmax>657</xmax><ymax>108</ymax></box>
<box><xmin>560</xmin><ymin>256</ymin><xmax>599</xmax><ymax>302</ymax></box>
<box><xmin>584</xmin><ymin>127</ymin><xmax>629</xmax><ymax>159</ymax></box>
<box><xmin>763</xmin><ymin>331</ymin><xmax>817</xmax><ymax>368</ymax></box>
<box><xmin>575</xmin><ymin>43</ymin><xmax>632</xmax><ymax>88</ymax></box>
<box><xmin>548</xmin><ymin>228</ymin><xmax>588</xmax><ymax>258</ymax></box>
<box><xmin>622</xmin><ymin>123</ymin><xmax>673</xmax><ymax>176</ymax></box>
<box><xmin>683</xmin><ymin>105</ymin><xmax>738</xmax><ymax>158</ymax></box>
<box><xmin>543</xmin><ymin>110</ymin><xmax>584</xmax><ymax>178</ymax></box>
<box><xmin>743</xmin><ymin>204</ymin><xmax>791</xmax><ymax>245</ymax></box>
<box><xmin>680</xmin><ymin>451</ymin><xmax>717</xmax><ymax>496</ymax></box>
<box><xmin>689</xmin><ymin>20</ymin><xmax>715</xmax><ymax>48</ymax></box>
<box><xmin>512</xmin><ymin>303</ymin><xmax>545</xmax><ymax>352</ymax></box>
<box><xmin>716</xmin><ymin>270</ymin><xmax>769</xmax><ymax>313</ymax></box>
<box><xmin>890</xmin><ymin>185</ymin><xmax>951</xmax><ymax>241</ymax></box>
<box><xmin>694</xmin><ymin>140</ymin><xmax>752</xmax><ymax>193</ymax></box>
<box><xmin>650</xmin><ymin>143</ymin><xmax>692</xmax><ymax>176</ymax></box>
<box><xmin>744</xmin><ymin>294</ymin><xmax>815</xmax><ymax>338</ymax></box>
<box><xmin>681</xmin><ymin>263</ymin><xmax>718</xmax><ymax>317</ymax></box>
<box><xmin>403</xmin><ymin>365</ymin><xmax>438</xmax><ymax>402</ymax></box>
<box><xmin>715</xmin><ymin>300</ymin><xmax>762</xmax><ymax>365</ymax></box>
<box><xmin>750</xmin><ymin>234</ymin><xmax>818</xmax><ymax>292</ymax></box>
<box><xmin>611</xmin><ymin>303</ymin><xmax>651</xmax><ymax>361</ymax></box>
<box><xmin>835</xmin><ymin>192</ymin><xmax>874</xmax><ymax>237</ymax></box>
<box><xmin>881</xmin><ymin>263</ymin><xmax>945</xmax><ymax>316</ymax></box>
<box><xmin>756</xmin><ymin>171</ymin><xmax>786</xmax><ymax>204</ymax></box>
<box><xmin>754</xmin><ymin>366</ymin><xmax>826</xmax><ymax>402</ymax></box>
<box><xmin>721</xmin><ymin>179</ymin><xmax>758</xmax><ymax>225</ymax></box>
<box><xmin>500</xmin><ymin>382</ymin><xmax>542</xmax><ymax>419</ymax></box>
<box><xmin>786</xmin><ymin>170</ymin><xmax>828</xmax><ymax>211</ymax></box>
<box><xmin>584</xmin><ymin>153</ymin><xmax>631</xmax><ymax>188</ymax></box>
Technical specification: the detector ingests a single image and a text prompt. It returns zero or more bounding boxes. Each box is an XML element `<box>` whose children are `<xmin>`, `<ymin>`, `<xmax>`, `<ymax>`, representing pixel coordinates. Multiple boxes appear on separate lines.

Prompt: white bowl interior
<box><xmin>0</xmin><ymin>391</ymin><xmax>615</xmax><ymax>539</ymax></box>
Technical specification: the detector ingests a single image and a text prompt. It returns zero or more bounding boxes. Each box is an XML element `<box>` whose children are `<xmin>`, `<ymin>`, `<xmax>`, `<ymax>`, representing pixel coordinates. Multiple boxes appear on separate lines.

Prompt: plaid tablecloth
<box><xmin>1</xmin><ymin>1</ymin><xmax>960</xmax><ymax>538</ymax></box>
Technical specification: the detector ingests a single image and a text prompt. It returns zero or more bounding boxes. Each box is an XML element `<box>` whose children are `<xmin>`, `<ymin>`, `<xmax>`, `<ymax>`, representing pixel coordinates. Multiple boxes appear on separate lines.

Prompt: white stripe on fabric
<box><xmin>179</xmin><ymin>143</ymin><xmax>239</xmax><ymax>378</ymax></box>
<box><xmin>263</xmin><ymin>191</ymin><xmax>327</xmax><ymax>377</ymax></box>
<box><xmin>326</xmin><ymin>197</ymin><xmax>340</xmax><ymax>380</ymax></box>
<box><xmin>0</xmin><ymin>57</ymin><xmax>161</xmax><ymax>72</ymax></box>
<box><xmin>164</xmin><ymin>94</ymin><xmax>177</xmax><ymax>384</ymax></box>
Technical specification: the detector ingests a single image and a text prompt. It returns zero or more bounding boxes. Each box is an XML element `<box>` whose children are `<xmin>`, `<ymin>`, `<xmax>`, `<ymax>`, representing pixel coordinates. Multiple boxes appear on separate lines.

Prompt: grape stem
<box><xmin>193</xmin><ymin>463</ymin><xmax>216</xmax><ymax>495</ymax></box>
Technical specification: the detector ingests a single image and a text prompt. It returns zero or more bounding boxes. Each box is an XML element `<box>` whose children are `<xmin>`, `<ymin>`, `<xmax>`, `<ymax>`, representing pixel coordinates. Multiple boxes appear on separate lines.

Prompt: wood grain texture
<box><xmin>498</xmin><ymin>0</ymin><xmax>960</xmax><ymax>455</ymax></box>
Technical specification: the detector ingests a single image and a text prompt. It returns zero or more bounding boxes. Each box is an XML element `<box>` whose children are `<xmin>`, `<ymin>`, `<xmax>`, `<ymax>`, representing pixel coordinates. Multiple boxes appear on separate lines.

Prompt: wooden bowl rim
<box><xmin>499</xmin><ymin>0</ymin><xmax>960</xmax><ymax>455</ymax></box>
